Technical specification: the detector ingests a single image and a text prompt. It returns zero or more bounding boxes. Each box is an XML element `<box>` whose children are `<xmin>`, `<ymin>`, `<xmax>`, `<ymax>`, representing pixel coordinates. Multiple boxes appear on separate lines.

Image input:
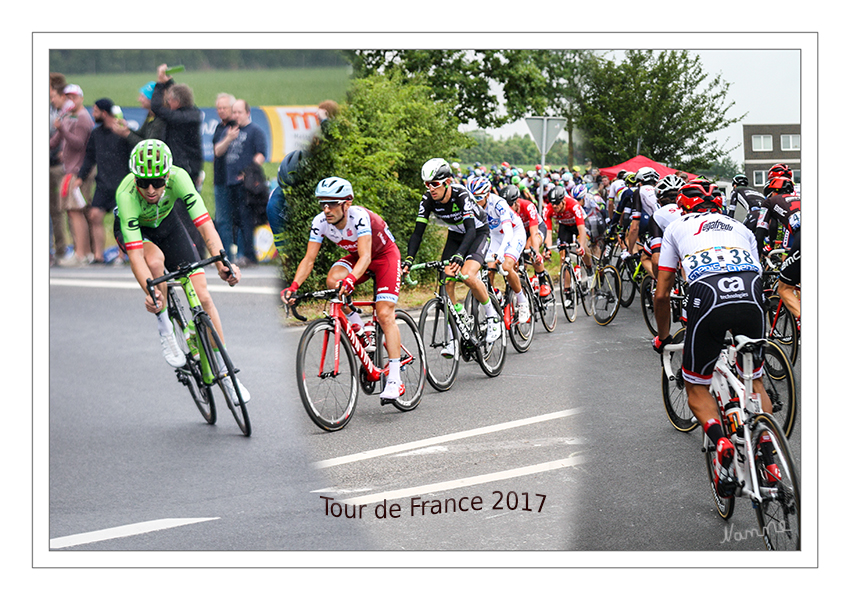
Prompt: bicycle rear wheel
<box><xmin>593</xmin><ymin>265</ymin><xmax>621</xmax><ymax>326</ymax></box>
<box><xmin>296</xmin><ymin>319</ymin><xmax>358</xmax><ymax>432</ymax></box>
<box><xmin>197</xmin><ymin>313</ymin><xmax>251</xmax><ymax>436</ymax></box>
<box><xmin>661</xmin><ymin>327</ymin><xmax>697</xmax><ymax>432</ymax></box>
<box><xmin>375</xmin><ymin>309</ymin><xmax>426</xmax><ymax>412</ymax></box>
<box><xmin>538</xmin><ymin>271</ymin><xmax>557</xmax><ymax>332</ymax></box>
<box><xmin>765</xmin><ymin>295</ymin><xmax>799</xmax><ymax>366</ymax></box>
<box><xmin>470</xmin><ymin>292</ymin><xmax>506</xmax><ymax>377</ymax></box>
<box><xmin>559</xmin><ymin>262</ymin><xmax>578</xmax><ymax>322</ymax></box>
<box><xmin>506</xmin><ymin>282</ymin><xmax>534</xmax><ymax>353</ymax></box>
<box><xmin>640</xmin><ymin>275</ymin><xmax>659</xmax><ymax>337</ymax></box>
<box><xmin>751</xmin><ymin>413</ymin><xmax>801</xmax><ymax>550</ymax></box>
<box><xmin>618</xmin><ymin>258</ymin><xmax>638</xmax><ymax>308</ymax></box>
<box><xmin>704</xmin><ymin>435</ymin><xmax>736</xmax><ymax>520</ymax></box>
<box><xmin>761</xmin><ymin>340</ymin><xmax>798</xmax><ymax>438</ymax></box>
<box><xmin>167</xmin><ymin>289</ymin><xmax>216</xmax><ymax>424</ymax></box>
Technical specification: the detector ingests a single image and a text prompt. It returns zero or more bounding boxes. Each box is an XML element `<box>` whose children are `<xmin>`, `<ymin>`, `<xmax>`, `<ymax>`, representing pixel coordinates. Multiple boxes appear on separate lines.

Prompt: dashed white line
<box><xmin>49</xmin><ymin>517</ymin><xmax>220</xmax><ymax>549</ymax></box>
<box><xmin>313</xmin><ymin>407</ymin><xmax>584</xmax><ymax>469</ymax></box>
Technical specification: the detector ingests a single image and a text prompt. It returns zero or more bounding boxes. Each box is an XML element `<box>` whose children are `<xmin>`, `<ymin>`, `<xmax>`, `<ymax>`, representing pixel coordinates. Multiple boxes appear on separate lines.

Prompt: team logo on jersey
<box><xmin>355</xmin><ymin>217</ymin><xmax>366</xmax><ymax>230</ymax></box>
<box><xmin>718</xmin><ymin>276</ymin><xmax>744</xmax><ymax>293</ymax></box>
<box><xmin>695</xmin><ymin>220</ymin><xmax>733</xmax><ymax>235</ymax></box>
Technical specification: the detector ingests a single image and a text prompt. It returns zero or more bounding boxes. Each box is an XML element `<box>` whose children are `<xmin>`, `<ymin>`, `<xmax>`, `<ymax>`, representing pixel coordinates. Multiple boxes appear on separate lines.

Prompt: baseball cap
<box><xmin>139</xmin><ymin>81</ymin><xmax>156</xmax><ymax>100</ymax></box>
<box><xmin>64</xmin><ymin>84</ymin><xmax>83</xmax><ymax>96</ymax></box>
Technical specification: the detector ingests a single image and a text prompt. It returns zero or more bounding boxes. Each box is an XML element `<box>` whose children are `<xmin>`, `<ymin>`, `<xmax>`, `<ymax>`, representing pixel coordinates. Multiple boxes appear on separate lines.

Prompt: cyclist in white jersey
<box><xmin>653</xmin><ymin>180</ymin><xmax>773</xmax><ymax>497</ymax></box>
<box><xmin>642</xmin><ymin>174</ymin><xmax>685</xmax><ymax>278</ymax></box>
<box><xmin>468</xmin><ymin>176</ymin><xmax>531</xmax><ymax>323</ymax></box>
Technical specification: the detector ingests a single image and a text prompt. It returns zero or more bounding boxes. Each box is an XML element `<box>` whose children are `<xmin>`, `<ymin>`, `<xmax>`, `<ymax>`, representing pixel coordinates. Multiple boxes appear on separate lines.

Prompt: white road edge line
<box><xmin>340</xmin><ymin>454</ymin><xmax>587</xmax><ymax>505</ymax></box>
<box><xmin>49</xmin><ymin>517</ymin><xmax>220</xmax><ymax>549</ymax></box>
<box><xmin>313</xmin><ymin>407</ymin><xmax>584</xmax><ymax>469</ymax></box>
<box><xmin>50</xmin><ymin>278</ymin><xmax>278</xmax><ymax>295</ymax></box>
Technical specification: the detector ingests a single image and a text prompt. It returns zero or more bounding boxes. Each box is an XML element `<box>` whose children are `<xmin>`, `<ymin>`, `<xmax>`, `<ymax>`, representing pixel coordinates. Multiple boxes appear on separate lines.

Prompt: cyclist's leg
<box><xmin>326</xmin><ymin>254</ymin><xmax>365</xmax><ymax>328</ymax></box>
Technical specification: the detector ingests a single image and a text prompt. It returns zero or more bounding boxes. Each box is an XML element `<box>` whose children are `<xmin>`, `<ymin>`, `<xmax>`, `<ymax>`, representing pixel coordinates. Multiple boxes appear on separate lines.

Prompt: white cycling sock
<box><xmin>347</xmin><ymin>311</ymin><xmax>364</xmax><ymax>329</ymax></box>
<box><xmin>483</xmin><ymin>298</ymin><xmax>499</xmax><ymax>318</ymax></box>
<box><xmin>387</xmin><ymin>358</ymin><xmax>401</xmax><ymax>382</ymax></box>
<box><xmin>156</xmin><ymin>309</ymin><xmax>173</xmax><ymax>336</ymax></box>
<box><xmin>516</xmin><ymin>290</ymin><xmax>527</xmax><ymax>305</ymax></box>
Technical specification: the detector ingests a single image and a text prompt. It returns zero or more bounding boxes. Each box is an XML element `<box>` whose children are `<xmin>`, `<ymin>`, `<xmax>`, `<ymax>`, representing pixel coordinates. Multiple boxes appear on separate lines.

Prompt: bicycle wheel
<box><xmin>640</xmin><ymin>275</ymin><xmax>659</xmax><ymax>337</ymax></box>
<box><xmin>470</xmin><ymin>291</ymin><xmax>506</xmax><ymax>377</ymax></box>
<box><xmin>559</xmin><ymin>262</ymin><xmax>578</xmax><ymax>322</ymax></box>
<box><xmin>661</xmin><ymin>327</ymin><xmax>697</xmax><ymax>432</ymax></box>
<box><xmin>296</xmin><ymin>318</ymin><xmax>358</xmax><ymax>432</ymax></box>
<box><xmin>618</xmin><ymin>258</ymin><xmax>638</xmax><ymax>308</ymax></box>
<box><xmin>765</xmin><ymin>295</ymin><xmax>799</xmax><ymax>366</ymax></box>
<box><xmin>418</xmin><ymin>297</ymin><xmax>460</xmax><ymax>392</ymax></box>
<box><xmin>538</xmin><ymin>271</ymin><xmax>557</xmax><ymax>332</ymax></box>
<box><xmin>704</xmin><ymin>435</ymin><xmax>736</xmax><ymax>520</ymax></box>
<box><xmin>507</xmin><ymin>280</ymin><xmax>534</xmax><ymax>353</ymax></box>
<box><xmin>197</xmin><ymin>313</ymin><xmax>251</xmax><ymax>436</ymax></box>
<box><xmin>375</xmin><ymin>309</ymin><xmax>426</xmax><ymax>412</ymax></box>
<box><xmin>580</xmin><ymin>264</ymin><xmax>595</xmax><ymax>317</ymax></box>
<box><xmin>167</xmin><ymin>289</ymin><xmax>216</xmax><ymax>424</ymax></box>
<box><xmin>751</xmin><ymin>413</ymin><xmax>801</xmax><ymax>550</ymax></box>
<box><xmin>593</xmin><ymin>265</ymin><xmax>621</xmax><ymax>326</ymax></box>
<box><xmin>761</xmin><ymin>340</ymin><xmax>798</xmax><ymax>438</ymax></box>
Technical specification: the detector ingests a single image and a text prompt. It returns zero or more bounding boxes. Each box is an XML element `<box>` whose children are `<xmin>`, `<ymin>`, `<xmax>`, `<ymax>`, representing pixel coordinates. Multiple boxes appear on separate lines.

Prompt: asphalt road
<box><xmin>45</xmin><ymin>264</ymin><xmax>805</xmax><ymax>562</ymax></box>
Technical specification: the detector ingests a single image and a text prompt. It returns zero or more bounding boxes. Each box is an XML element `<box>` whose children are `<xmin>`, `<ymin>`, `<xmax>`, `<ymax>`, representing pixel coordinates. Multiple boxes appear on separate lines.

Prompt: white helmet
<box><xmin>314</xmin><ymin>177</ymin><xmax>353</xmax><ymax>202</ymax></box>
<box><xmin>421</xmin><ymin>158</ymin><xmax>452</xmax><ymax>182</ymax></box>
<box><xmin>655</xmin><ymin>174</ymin><xmax>685</xmax><ymax>197</ymax></box>
<box><xmin>636</xmin><ymin>166</ymin><xmax>660</xmax><ymax>184</ymax></box>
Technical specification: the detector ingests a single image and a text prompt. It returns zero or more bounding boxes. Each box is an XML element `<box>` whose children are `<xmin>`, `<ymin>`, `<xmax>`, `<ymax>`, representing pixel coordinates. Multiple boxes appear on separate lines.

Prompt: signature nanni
<box><xmin>721</xmin><ymin>521</ymin><xmax>788</xmax><ymax>544</ymax></box>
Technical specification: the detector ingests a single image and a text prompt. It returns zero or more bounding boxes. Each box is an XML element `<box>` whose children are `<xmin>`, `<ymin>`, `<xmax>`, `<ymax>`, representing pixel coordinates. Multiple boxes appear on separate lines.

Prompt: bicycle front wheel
<box><xmin>661</xmin><ymin>327</ymin><xmax>697</xmax><ymax>432</ymax></box>
<box><xmin>704</xmin><ymin>435</ymin><xmax>736</xmax><ymax>520</ymax></box>
<box><xmin>506</xmin><ymin>282</ymin><xmax>534</xmax><ymax>353</ymax></box>
<box><xmin>296</xmin><ymin>319</ymin><xmax>358</xmax><ymax>432</ymax></box>
<box><xmin>618</xmin><ymin>258</ymin><xmax>638</xmax><ymax>308</ymax></box>
<box><xmin>765</xmin><ymin>295</ymin><xmax>799</xmax><ymax>366</ymax></box>
<box><xmin>418</xmin><ymin>297</ymin><xmax>460</xmax><ymax>392</ymax></box>
<box><xmin>559</xmin><ymin>262</ymin><xmax>578</xmax><ymax>322</ymax></box>
<box><xmin>376</xmin><ymin>309</ymin><xmax>426</xmax><ymax>412</ymax></box>
<box><xmin>470</xmin><ymin>292</ymin><xmax>506</xmax><ymax>377</ymax></box>
<box><xmin>168</xmin><ymin>290</ymin><xmax>216</xmax><ymax>424</ymax></box>
<box><xmin>197</xmin><ymin>313</ymin><xmax>251</xmax><ymax>436</ymax></box>
<box><xmin>761</xmin><ymin>340</ymin><xmax>798</xmax><ymax>438</ymax></box>
<box><xmin>538</xmin><ymin>271</ymin><xmax>557</xmax><ymax>332</ymax></box>
<box><xmin>751</xmin><ymin>413</ymin><xmax>801</xmax><ymax>550</ymax></box>
<box><xmin>593</xmin><ymin>265</ymin><xmax>621</xmax><ymax>326</ymax></box>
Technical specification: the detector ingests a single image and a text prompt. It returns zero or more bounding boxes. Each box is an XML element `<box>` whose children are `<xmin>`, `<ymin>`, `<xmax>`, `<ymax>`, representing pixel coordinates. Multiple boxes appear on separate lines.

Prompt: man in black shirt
<box><xmin>727</xmin><ymin>174</ymin><xmax>766</xmax><ymax>220</ymax></box>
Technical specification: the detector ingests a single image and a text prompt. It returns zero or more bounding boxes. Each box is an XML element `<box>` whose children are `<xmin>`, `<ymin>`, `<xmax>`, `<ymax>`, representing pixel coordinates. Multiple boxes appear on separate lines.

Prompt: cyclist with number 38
<box><xmin>652</xmin><ymin>180</ymin><xmax>774</xmax><ymax>498</ymax></box>
<box><xmin>114</xmin><ymin>140</ymin><xmax>248</xmax><ymax>398</ymax></box>
<box><xmin>281</xmin><ymin>177</ymin><xmax>406</xmax><ymax>403</ymax></box>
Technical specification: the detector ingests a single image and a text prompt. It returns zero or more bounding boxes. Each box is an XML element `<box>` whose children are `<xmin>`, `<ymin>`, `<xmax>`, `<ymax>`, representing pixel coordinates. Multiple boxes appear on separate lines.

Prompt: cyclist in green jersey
<box><xmin>115</xmin><ymin>140</ymin><xmax>244</xmax><ymax>394</ymax></box>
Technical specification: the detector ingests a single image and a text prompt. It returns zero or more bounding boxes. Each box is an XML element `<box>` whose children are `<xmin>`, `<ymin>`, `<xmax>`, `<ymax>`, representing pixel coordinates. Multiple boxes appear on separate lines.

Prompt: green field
<box><xmin>59</xmin><ymin>66</ymin><xmax>354</xmax><ymax>108</ymax></box>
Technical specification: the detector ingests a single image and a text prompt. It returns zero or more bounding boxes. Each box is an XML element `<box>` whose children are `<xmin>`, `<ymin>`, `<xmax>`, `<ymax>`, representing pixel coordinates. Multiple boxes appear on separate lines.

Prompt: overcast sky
<box><xmin>474</xmin><ymin>49</ymin><xmax>802</xmax><ymax>169</ymax></box>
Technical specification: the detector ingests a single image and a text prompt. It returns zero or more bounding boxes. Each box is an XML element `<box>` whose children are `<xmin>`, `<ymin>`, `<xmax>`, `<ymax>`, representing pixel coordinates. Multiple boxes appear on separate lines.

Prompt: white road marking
<box><xmin>339</xmin><ymin>454</ymin><xmax>587</xmax><ymax>505</ymax></box>
<box><xmin>313</xmin><ymin>407</ymin><xmax>583</xmax><ymax>469</ymax></box>
<box><xmin>50</xmin><ymin>278</ymin><xmax>278</xmax><ymax>295</ymax></box>
<box><xmin>49</xmin><ymin>517</ymin><xmax>220</xmax><ymax>549</ymax></box>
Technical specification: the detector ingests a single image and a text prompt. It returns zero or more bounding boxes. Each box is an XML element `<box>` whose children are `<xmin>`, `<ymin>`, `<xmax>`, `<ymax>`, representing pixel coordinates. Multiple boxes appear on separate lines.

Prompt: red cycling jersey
<box><xmin>551</xmin><ymin>197</ymin><xmax>586</xmax><ymax>227</ymax></box>
<box><xmin>512</xmin><ymin>198</ymin><xmax>540</xmax><ymax>232</ymax></box>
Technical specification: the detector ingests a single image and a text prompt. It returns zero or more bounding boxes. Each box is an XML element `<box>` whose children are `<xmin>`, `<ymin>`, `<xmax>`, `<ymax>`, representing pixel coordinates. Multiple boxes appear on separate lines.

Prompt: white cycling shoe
<box><xmin>441</xmin><ymin>339</ymin><xmax>457</xmax><ymax>358</ymax></box>
<box><xmin>161</xmin><ymin>332</ymin><xmax>187</xmax><ymax>368</ymax></box>
<box><xmin>517</xmin><ymin>302</ymin><xmax>531</xmax><ymax>324</ymax></box>
<box><xmin>379</xmin><ymin>380</ymin><xmax>405</xmax><ymax>401</ymax></box>
<box><xmin>485</xmin><ymin>317</ymin><xmax>502</xmax><ymax>344</ymax></box>
<box><xmin>220</xmin><ymin>371</ymin><xmax>251</xmax><ymax>403</ymax></box>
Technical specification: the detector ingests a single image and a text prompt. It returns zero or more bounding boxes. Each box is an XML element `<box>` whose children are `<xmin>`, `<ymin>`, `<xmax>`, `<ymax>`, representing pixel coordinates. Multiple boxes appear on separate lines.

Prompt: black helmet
<box><xmin>548</xmin><ymin>186</ymin><xmax>566</xmax><ymax>203</ymax></box>
<box><xmin>502</xmin><ymin>184</ymin><xmax>520</xmax><ymax>206</ymax></box>
<box><xmin>732</xmin><ymin>174</ymin><xmax>748</xmax><ymax>187</ymax></box>
<box><xmin>277</xmin><ymin>150</ymin><xmax>303</xmax><ymax>187</ymax></box>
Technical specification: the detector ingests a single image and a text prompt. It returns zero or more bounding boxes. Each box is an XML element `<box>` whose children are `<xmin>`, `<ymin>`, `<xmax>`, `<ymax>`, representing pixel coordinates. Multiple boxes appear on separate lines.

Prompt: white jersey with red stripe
<box><xmin>644</xmin><ymin>203</ymin><xmax>683</xmax><ymax>254</ymax></box>
<box><xmin>658</xmin><ymin>211</ymin><xmax>761</xmax><ymax>284</ymax></box>
<box><xmin>309</xmin><ymin>204</ymin><xmax>395</xmax><ymax>255</ymax></box>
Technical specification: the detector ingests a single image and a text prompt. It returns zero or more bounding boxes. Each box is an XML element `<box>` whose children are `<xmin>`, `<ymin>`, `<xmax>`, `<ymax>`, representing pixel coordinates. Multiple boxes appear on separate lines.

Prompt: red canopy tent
<box><xmin>599</xmin><ymin>155</ymin><xmax>697</xmax><ymax>181</ymax></box>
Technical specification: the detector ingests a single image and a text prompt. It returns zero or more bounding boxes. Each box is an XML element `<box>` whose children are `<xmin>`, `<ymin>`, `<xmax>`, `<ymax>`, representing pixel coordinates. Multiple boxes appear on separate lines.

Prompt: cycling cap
<box><xmin>466</xmin><ymin>176</ymin><xmax>491</xmax><ymax>198</ymax></box>
<box><xmin>277</xmin><ymin>150</ymin><xmax>303</xmax><ymax>188</ymax></box>
<box><xmin>129</xmin><ymin>139</ymin><xmax>172</xmax><ymax>178</ymax></box>
<box><xmin>421</xmin><ymin>158</ymin><xmax>452</xmax><ymax>182</ymax></box>
<box><xmin>677</xmin><ymin>180</ymin><xmax>722</xmax><ymax>213</ymax></box>
<box><xmin>571</xmin><ymin>183</ymin><xmax>588</xmax><ymax>200</ymax></box>
<box><xmin>315</xmin><ymin>176</ymin><xmax>354</xmax><ymax>202</ymax></box>
<box><xmin>636</xmin><ymin>166</ymin><xmax>660</xmax><ymax>184</ymax></box>
<box><xmin>502</xmin><ymin>184</ymin><xmax>520</xmax><ymax>206</ymax></box>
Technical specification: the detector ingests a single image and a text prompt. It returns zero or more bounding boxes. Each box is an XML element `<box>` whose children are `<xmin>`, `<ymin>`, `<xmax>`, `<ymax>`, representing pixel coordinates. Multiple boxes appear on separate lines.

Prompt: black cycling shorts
<box><xmin>113</xmin><ymin>203</ymin><xmax>201</xmax><ymax>272</ymax></box>
<box><xmin>557</xmin><ymin>223</ymin><xmax>579</xmax><ymax>246</ymax></box>
<box><xmin>442</xmin><ymin>226</ymin><xmax>489</xmax><ymax>265</ymax></box>
<box><xmin>778</xmin><ymin>229</ymin><xmax>801</xmax><ymax>287</ymax></box>
<box><xmin>682</xmin><ymin>271</ymin><xmax>765</xmax><ymax>385</ymax></box>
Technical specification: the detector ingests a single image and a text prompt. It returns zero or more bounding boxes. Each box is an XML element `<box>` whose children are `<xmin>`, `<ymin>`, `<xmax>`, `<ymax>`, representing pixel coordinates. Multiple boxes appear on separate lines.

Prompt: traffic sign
<box><xmin>525</xmin><ymin>117</ymin><xmax>566</xmax><ymax>153</ymax></box>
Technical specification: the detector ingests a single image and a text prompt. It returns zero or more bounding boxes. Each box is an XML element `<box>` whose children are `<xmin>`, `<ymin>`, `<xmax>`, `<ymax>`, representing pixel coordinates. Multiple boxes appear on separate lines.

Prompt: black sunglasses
<box><xmin>135</xmin><ymin>176</ymin><xmax>167</xmax><ymax>189</ymax></box>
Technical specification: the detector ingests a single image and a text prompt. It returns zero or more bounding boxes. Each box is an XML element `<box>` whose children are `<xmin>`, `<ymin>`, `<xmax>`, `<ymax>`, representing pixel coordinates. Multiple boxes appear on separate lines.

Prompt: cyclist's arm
<box><xmin>653</xmin><ymin>268</ymin><xmax>675</xmax><ymax>341</ymax></box>
<box><xmin>454</xmin><ymin>216</ymin><xmax>479</xmax><ymax>260</ymax></box>
<box><xmin>347</xmin><ymin>233</ymin><xmax>374</xmax><ymax>283</ymax></box>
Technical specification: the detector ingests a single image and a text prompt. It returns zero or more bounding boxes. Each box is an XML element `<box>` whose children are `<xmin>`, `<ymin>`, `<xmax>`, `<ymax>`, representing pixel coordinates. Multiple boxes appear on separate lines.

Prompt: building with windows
<box><xmin>742</xmin><ymin>124</ymin><xmax>801</xmax><ymax>188</ymax></box>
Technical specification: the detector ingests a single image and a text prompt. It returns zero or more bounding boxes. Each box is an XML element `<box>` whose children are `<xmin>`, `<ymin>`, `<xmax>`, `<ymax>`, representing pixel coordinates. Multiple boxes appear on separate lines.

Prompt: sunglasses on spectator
<box><xmin>135</xmin><ymin>176</ymin><xmax>167</xmax><ymax>189</ymax></box>
<box><xmin>424</xmin><ymin>179</ymin><xmax>448</xmax><ymax>189</ymax></box>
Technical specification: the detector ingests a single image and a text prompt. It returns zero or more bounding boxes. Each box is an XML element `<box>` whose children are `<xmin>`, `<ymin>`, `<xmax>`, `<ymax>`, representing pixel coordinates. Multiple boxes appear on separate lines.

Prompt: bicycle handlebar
<box><xmin>145</xmin><ymin>250</ymin><xmax>234</xmax><ymax>310</ymax></box>
<box><xmin>287</xmin><ymin>288</ymin><xmax>357</xmax><ymax>322</ymax></box>
<box><xmin>404</xmin><ymin>260</ymin><xmax>468</xmax><ymax>286</ymax></box>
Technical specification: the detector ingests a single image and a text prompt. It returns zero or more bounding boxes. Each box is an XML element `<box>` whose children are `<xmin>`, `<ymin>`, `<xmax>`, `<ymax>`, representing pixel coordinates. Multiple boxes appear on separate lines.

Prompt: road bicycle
<box><xmin>661</xmin><ymin>333</ymin><xmax>800</xmax><ymax>550</ymax></box>
<box><xmin>640</xmin><ymin>272</ymin><xmax>688</xmax><ymax>337</ymax></box>
<box><xmin>615</xmin><ymin>250</ymin><xmax>646</xmax><ymax>308</ymax></box>
<box><xmin>409</xmin><ymin>260</ymin><xmax>506</xmax><ymax>391</ymax></box>
<box><xmin>520</xmin><ymin>250</ymin><xmax>558</xmax><ymax>333</ymax></box>
<box><xmin>289</xmin><ymin>287</ymin><xmax>426</xmax><ymax>432</ymax></box>
<box><xmin>556</xmin><ymin>243</ymin><xmax>622</xmax><ymax>326</ymax></box>
<box><xmin>660</xmin><ymin>328</ymin><xmax>797</xmax><ymax>438</ymax></box>
<box><xmin>147</xmin><ymin>250</ymin><xmax>251</xmax><ymax>436</ymax></box>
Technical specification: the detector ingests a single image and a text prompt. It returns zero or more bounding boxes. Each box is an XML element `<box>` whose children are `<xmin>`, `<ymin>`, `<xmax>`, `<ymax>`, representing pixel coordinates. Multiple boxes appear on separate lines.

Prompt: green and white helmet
<box><xmin>129</xmin><ymin>139</ymin><xmax>173</xmax><ymax>178</ymax></box>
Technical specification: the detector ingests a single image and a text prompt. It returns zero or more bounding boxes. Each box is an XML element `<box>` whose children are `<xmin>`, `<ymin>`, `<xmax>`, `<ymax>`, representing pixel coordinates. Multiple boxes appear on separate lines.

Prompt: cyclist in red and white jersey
<box><xmin>281</xmin><ymin>177</ymin><xmax>405</xmax><ymax>402</ymax></box>
<box><xmin>503</xmin><ymin>184</ymin><xmax>551</xmax><ymax>297</ymax></box>
<box><xmin>550</xmin><ymin>186</ymin><xmax>593</xmax><ymax>279</ymax></box>
<box><xmin>652</xmin><ymin>180</ymin><xmax>773</xmax><ymax>497</ymax></box>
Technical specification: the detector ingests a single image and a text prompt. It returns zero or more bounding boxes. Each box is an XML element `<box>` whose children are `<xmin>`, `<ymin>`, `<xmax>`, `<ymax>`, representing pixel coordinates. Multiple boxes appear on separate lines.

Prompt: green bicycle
<box><xmin>146</xmin><ymin>251</ymin><xmax>251</xmax><ymax>436</ymax></box>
